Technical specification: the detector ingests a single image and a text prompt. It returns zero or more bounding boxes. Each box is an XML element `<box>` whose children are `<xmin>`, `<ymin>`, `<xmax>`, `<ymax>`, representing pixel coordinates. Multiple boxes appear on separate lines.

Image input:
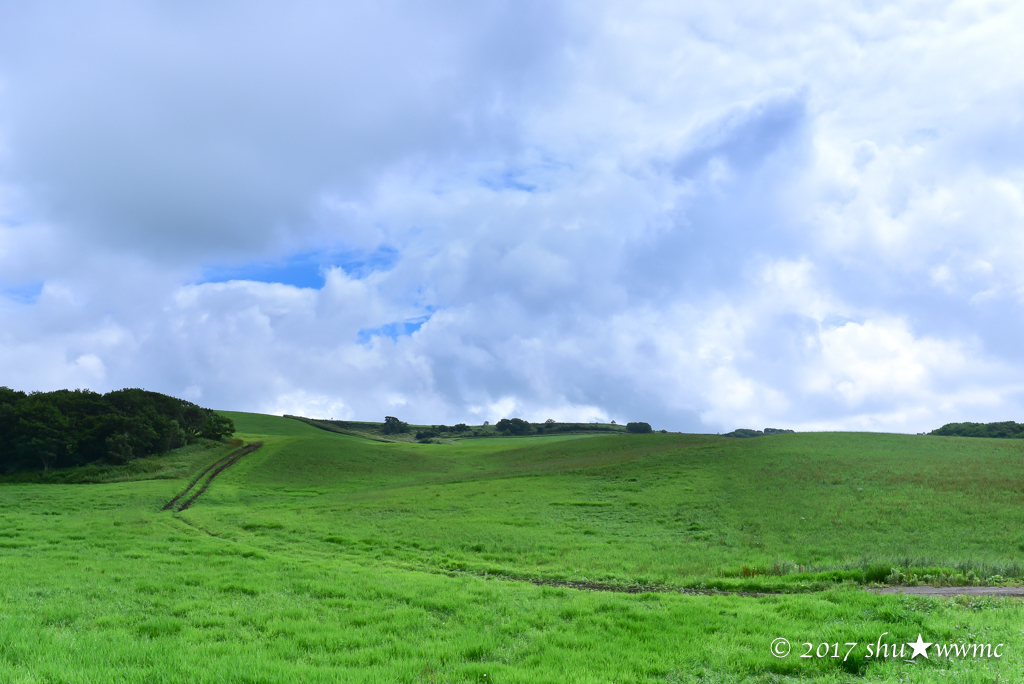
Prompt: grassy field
<box><xmin>2</xmin><ymin>412</ymin><xmax>1023</xmax><ymax>682</ymax></box>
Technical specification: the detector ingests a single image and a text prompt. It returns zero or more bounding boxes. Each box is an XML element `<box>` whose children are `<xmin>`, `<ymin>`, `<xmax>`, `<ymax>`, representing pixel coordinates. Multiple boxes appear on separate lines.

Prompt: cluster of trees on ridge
<box><xmin>290</xmin><ymin>415</ymin><xmax>664</xmax><ymax>443</ymax></box>
<box><xmin>930</xmin><ymin>421</ymin><xmax>1024</xmax><ymax>438</ymax></box>
<box><xmin>0</xmin><ymin>387</ymin><xmax>235</xmax><ymax>473</ymax></box>
<box><xmin>724</xmin><ymin>428</ymin><xmax>795</xmax><ymax>438</ymax></box>
<box><xmin>402</xmin><ymin>417</ymin><xmax>656</xmax><ymax>439</ymax></box>
<box><xmin>492</xmin><ymin>418</ymin><xmax>655</xmax><ymax>435</ymax></box>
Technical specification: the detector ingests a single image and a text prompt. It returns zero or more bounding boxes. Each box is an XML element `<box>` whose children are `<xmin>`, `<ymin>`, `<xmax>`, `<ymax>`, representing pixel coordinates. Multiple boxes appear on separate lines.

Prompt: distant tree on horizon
<box><xmin>496</xmin><ymin>418</ymin><xmax>531</xmax><ymax>435</ymax></box>
<box><xmin>381</xmin><ymin>416</ymin><xmax>409</xmax><ymax>435</ymax></box>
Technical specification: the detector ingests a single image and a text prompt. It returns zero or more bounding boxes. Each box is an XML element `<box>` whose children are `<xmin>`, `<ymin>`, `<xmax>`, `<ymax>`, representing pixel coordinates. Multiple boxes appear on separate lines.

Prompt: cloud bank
<box><xmin>2</xmin><ymin>0</ymin><xmax>1023</xmax><ymax>432</ymax></box>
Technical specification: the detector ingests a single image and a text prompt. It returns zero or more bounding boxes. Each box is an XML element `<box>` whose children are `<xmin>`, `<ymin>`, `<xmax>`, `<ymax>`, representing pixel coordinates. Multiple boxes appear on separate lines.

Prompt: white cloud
<box><xmin>806</xmin><ymin>318</ymin><xmax>965</xmax><ymax>402</ymax></box>
<box><xmin>264</xmin><ymin>391</ymin><xmax>352</xmax><ymax>422</ymax></box>
<box><xmin>2</xmin><ymin>1</ymin><xmax>1024</xmax><ymax>433</ymax></box>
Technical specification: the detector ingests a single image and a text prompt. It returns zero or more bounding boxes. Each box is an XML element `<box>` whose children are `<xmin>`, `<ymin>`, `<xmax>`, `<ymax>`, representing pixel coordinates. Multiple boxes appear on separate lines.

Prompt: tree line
<box><xmin>293</xmin><ymin>414</ymin><xmax>661</xmax><ymax>443</ymax></box>
<box><xmin>385</xmin><ymin>416</ymin><xmax>649</xmax><ymax>439</ymax></box>
<box><xmin>930</xmin><ymin>421</ymin><xmax>1024</xmax><ymax>439</ymax></box>
<box><xmin>495</xmin><ymin>418</ymin><xmax>654</xmax><ymax>435</ymax></box>
<box><xmin>0</xmin><ymin>387</ymin><xmax>235</xmax><ymax>473</ymax></box>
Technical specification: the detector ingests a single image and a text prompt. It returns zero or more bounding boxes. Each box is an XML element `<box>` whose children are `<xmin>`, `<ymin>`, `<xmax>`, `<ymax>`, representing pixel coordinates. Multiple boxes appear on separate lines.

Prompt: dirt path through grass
<box><xmin>526</xmin><ymin>578</ymin><xmax>1023</xmax><ymax>597</ymax></box>
<box><xmin>524</xmin><ymin>579</ymin><xmax>1024</xmax><ymax>598</ymax></box>
<box><xmin>522</xmin><ymin>577</ymin><xmax>769</xmax><ymax>596</ymax></box>
<box><xmin>874</xmin><ymin>586</ymin><xmax>1024</xmax><ymax>597</ymax></box>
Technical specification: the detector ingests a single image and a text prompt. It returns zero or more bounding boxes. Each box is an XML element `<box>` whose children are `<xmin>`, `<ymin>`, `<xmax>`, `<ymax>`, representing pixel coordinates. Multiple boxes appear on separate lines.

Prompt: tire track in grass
<box><xmin>161</xmin><ymin>445</ymin><xmax>248</xmax><ymax>511</ymax></box>
<box><xmin>525</xmin><ymin>577</ymin><xmax>770</xmax><ymax>596</ymax></box>
<box><xmin>873</xmin><ymin>586</ymin><xmax>1024</xmax><ymax>597</ymax></box>
<box><xmin>161</xmin><ymin>442</ymin><xmax>262</xmax><ymax>512</ymax></box>
<box><xmin>519</xmin><ymin>578</ymin><xmax>1022</xmax><ymax>597</ymax></box>
<box><xmin>177</xmin><ymin>442</ymin><xmax>262</xmax><ymax>511</ymax></box>
<box><xmin>448</xmin><ymin>571</ymin><xmax>1023</xmax><ymax>597</ymax></box>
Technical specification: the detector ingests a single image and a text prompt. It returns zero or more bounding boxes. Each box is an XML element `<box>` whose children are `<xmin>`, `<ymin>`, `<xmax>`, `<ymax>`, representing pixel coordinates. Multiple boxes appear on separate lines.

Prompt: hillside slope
<box><xmin>4</xmin><ymin>414</ymin><xmax>1024</xmax><ymax>682</ymax></box>
<box><xmin>210</xmin><ymin>414</ymin><xmax>1024</xmax><ymax>587</ymax></box>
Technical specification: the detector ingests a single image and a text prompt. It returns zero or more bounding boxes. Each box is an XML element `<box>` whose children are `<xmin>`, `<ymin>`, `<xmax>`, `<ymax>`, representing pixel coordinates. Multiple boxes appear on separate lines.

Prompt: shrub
<box><xmin>626</xmin><ymin>422</ymin><xmax>652</xmax><ymax>434</ymax></box>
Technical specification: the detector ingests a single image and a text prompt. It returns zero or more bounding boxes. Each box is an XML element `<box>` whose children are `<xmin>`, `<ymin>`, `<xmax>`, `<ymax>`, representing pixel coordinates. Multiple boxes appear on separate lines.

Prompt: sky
<box><xmin>1</xmin><ymin>0</ymin><xmax>1023</xmax><ymax>433</ymax></box>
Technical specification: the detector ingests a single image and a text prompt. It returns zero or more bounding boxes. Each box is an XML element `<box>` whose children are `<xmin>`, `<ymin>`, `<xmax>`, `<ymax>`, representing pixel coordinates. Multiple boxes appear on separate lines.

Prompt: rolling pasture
<box><xmin>2</xmin><ymin>413</ymin><xmax>1023</xmax><ymax>682</ymax></box>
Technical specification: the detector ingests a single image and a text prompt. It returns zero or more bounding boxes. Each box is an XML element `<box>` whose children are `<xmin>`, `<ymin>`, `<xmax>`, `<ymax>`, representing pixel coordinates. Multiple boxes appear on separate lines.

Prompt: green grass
<box><xmin>2</xmin><ymin>412</ymin><xmax>1023</xmax><ymax>682</ymax></box>
<box><xmin>214</xmin><ymin>417</ymin><xmax>1024</xmax><ymax>588</ymax></box>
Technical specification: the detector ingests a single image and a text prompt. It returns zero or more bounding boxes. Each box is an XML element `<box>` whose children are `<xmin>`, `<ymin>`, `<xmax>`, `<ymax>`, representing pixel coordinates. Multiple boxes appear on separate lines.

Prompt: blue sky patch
<box><xmin>200</xmin><ymin>246</ymin><xmax>399</xmax><ymax>288</ymax></box>
<box><xmin>1</xmin><ymin>281</ymin><xmax>43</xmax><ymax>304</ymax></box>
<box><xmin>479</xmin><ymin>168</ymin><xmax>539</xmax><ymax>193</ymax></box>
<box><xmin>358</xmin><ymin>315</ymin><xmax>432</xmax><ymax>344</ymax></box>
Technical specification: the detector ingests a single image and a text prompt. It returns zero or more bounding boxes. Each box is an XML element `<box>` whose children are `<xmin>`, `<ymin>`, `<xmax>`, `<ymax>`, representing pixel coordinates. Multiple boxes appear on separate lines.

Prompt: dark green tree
<box><xmin>496</xmin><ymin>418</ymin><xmax>532</xmax><ymax>435</ymax></box>
<box><xmin>201</xmin><ymin>413</ymin><xmax>235</xmax><ymax>440</ymax></box>
<box><xmin>0</xmin><ymin>386</ymin><xmax>235</xmax><ymax>474</ymax></box>
<box><xmin>382</xmin><ymin>416</ymin><xmax>409</xmax><ymax>435</ymax></box>
<box><xmin>105</xmin><ymin>433</ymin><xmax>134</xmax><ymax>465</ymax></box>
<box><xmin>930</xmin><ymin>421</ymin><xmax>1024</xmax><ymax>438</ymax></box>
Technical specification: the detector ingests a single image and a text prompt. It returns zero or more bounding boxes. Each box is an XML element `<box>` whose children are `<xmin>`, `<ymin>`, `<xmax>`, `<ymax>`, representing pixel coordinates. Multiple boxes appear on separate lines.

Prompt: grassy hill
<box><xmin>1</xmin><ymin>412</ymin><xmax>1022</xmax><ymax>682</ymax></box>
<box><xmin>217</xmin><ymin>413</ymin><xmax>1024</xmax><ymax>588</ymax></box>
